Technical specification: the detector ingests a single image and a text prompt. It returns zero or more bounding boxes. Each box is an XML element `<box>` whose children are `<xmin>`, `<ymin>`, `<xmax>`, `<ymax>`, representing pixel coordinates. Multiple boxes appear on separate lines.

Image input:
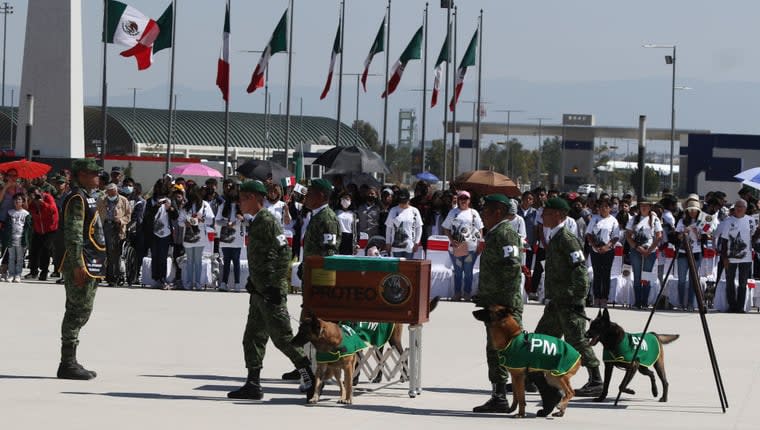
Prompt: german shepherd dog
<box><xmin>473</xmin><ymin>305</ymin><xmax>582</xmax><ymax>418</ymax></box>
<box><xmin>291</xmin><ymin>314</ymin><xmax>358</xmax><ymax>404</ymax></box>
<box><xmin>586</xmin><ymin>308</ymin><xmax>679</xmax><ymax>402</ymax></box>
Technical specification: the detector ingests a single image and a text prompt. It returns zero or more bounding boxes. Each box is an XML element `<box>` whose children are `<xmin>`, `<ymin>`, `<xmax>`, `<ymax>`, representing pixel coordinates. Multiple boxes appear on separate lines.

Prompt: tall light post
<box><xmin>529</xmin><ymin>117</ymin><xmax>552</xmax><ymax>186</ymax></box>
<box><xmin>0</xmin><ymin>2</ymin><xmax>13</xmax><ymax>108</ymax></box>
<box><xmin>461</xmin><ymin>100</ymin><xmax>490</xmax><ymax>170</ymax></box>
<box><xmin>608</xmin><ymin>144</ymin><xmax>618</xmax><ymax>194</ymax></box>
<box><xmin>643</xmin><ymin>43</ymin><xmax>676</xmax><ymax>190</ymax></box>
<box><xmin>494</xmin><ymin>108</ymin><xmax>524</xmax><ymax>177</ymax></box>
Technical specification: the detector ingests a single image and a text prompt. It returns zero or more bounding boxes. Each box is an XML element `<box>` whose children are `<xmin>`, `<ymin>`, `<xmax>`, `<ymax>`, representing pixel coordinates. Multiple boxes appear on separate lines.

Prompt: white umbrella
<box><xmin>733</xmin><ymin>167</ymin><xmax>760</xmax><ymax>182</ymax></box>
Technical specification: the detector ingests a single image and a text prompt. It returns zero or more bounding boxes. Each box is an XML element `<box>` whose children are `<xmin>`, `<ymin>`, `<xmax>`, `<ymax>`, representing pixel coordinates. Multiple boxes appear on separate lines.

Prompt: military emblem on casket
<box><xmin>379</xmin><ymin>273</ymin><xmax>412</xmax><ymax>305</ymax></box>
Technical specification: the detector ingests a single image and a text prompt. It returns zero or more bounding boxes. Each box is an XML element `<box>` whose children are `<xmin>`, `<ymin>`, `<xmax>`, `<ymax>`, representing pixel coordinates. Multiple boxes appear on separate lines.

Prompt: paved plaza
<box><xmin>2</xmin><ymin>281</ymin><xmax>759</xmax><ymax>429</ymax></box>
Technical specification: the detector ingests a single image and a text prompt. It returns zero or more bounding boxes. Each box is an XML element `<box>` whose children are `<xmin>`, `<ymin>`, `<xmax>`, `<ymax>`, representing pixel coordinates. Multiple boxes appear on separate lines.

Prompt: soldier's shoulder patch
<box><xmin>503</xmin><ymin>245</ymin><xmax>520</xmax><ymax>258</ymax></box>
<box><xmin>323</xmin><ymin>233</ymin><xmax>337</xmax><ymax>245</ymax></box>
<box><xmin>276</xmin><ymin>234</ymin><xmax>288</xmax><ymax>247</ymax></box>
<box><xmin>570</xmin><ymin>250</ymin><xmax>585</xmax><ymax>264</ymax></box>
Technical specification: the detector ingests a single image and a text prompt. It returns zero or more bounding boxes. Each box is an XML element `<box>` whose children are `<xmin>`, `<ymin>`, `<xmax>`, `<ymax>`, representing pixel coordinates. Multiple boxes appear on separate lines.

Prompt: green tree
<box><xmin>540</xmin><ymin>137</ymin><xmax>561</xmax><ymax>182</ymax></box>
<box><xmin>386</xmin><ymin>144</ymin><xmax>411</xmax><ymax>184</ymax></box>
<box><xmin>629</xmin><ymin>166</ymin><xmax>660</xmax><ymax>196</ymax></box>
<box><xmin>352</xmin><ymin>120</ymin><xmax>381</xmax><ymax>153</ymax></box>
<box><xmin>426</xmin><ymin>139</ymin><xmax>445</xmax><ymax>178</ymax></box>
<box><xmin>479</xmin><ymin>142</ymin><xmax>507</xmax><ymax>172</ymax></box>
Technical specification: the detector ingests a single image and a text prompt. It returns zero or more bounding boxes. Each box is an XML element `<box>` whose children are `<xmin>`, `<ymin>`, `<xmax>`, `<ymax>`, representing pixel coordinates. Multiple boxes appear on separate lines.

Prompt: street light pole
<box><xmin>494</xmin><ymin>109</ymin><xmax>524</xmax><ymax>177</ymax></box>
<box><xmin>643</xmin><ymin>43</ymin><xmax>677</xmax><ymax>191</ymax></box>
<box><xmin>529</xmin><ymin>117</ymin><xmax>552</xmax><ymax>186</ymax></box>
<box><xmin>0</xmin><ymin>2</ymin><xmax>12</xmax><ymax>108</ymax></box>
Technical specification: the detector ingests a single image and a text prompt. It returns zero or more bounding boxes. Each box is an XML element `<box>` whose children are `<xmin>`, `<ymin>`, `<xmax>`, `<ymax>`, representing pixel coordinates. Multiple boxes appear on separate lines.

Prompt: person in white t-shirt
<box><xmin>585</xmin><ymin>198</ymin><xmax>620</xmax><ymax>307</ymax></box>
<box><xmin>384</xmin><ymin>189</ymin><xmax>423</xmax><ymax>259</ymax></box>
<box><xmin>625</xmin><ymin>200</ymin><xmax>662</xmax><ymax>309</ymax></box>
<box><xmin>264</xmin><ymin>183</ymin><xmax>290</xmax><ymax>227</ymax></box>
<box><xmin>675</xmin><ymin>200</ymin><xmax>704</xmax><ymax>310</ymax></box>
<box><xmin>335</xmin><ymin>191</ymin><xmax>358</xmax><ymax>255</ymax></box>
<box><xmin>718</xmin><ymin>199</ymin><xmax>757</xmax><ymax>313</ymax></box>
<box><xmin>441</xmin><ymin>190</ymin><xmax>484</xmax><ymax>301</ymax></box>
<box><xmin>216</xmin><ymin>190</ymin><xmax>246</xmax><ymax>292</ymax></box>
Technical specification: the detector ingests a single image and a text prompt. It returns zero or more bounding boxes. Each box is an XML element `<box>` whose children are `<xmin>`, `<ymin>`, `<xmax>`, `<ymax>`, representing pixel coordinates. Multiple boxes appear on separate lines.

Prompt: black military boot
<box><xmin>473</xmin><ymin>383</ymin><xmax>509</xmax><ymax>413</ymax></box>
<box><xmin>574</xmin><ymin>366</ymin><xmax>603</xmax><ymax>397</ymax></box>
<box><xmin>227</xmin><ymin>368</ymin><xmax>263</xmax><ymax>400</ymax></box>
<box><xmin>57</xmin><ymin>344</ymin><xmax>96</xmax><ymax>380</ymax></box>
<box><xmin>298</xmin><ymin>365</ymin><xmax>316</xmax><ymax>402</ymax></box>
<box><xmin>281</xmin><ymin>368</ymin><xmax>301</xmax><ymax>380</ymax></box>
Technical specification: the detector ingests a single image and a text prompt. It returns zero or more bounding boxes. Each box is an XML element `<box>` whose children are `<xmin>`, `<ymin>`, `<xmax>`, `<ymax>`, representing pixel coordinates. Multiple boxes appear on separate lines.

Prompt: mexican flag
<box><xmin>152</xmin><ymin>3</ymin><xmax>173</xmax><ymax>54</ymax></box>
<box><xmin>247</xmin><ymin>10</ymin><xmax>288</xmax><ymax>93</ymax></box>
<box><xmin>361</xmin><ymin>18</ymin><xmax>385</xmax><ymax>92</ymax></box>
<box><xmin>430</xmin><ymin>33</ymin><xmax>450</xmax><ymax>108</ymax></box>
<box><xmin>381</xmin><ymin>26</ymin><xmax>423</xmax><ymax>98</ymax></box>
<box><xmin>449</xmin><ymin>29</ymin><xmax>478</xmax><ymax>112</ymax></box>
<box><xmin>320</xmin><ymin>23</ymin><xmax>342</xmax><ymax>100</ymax></box>
<box><xmin>216</xmin><ymin>0</ymin><xmax>231</xmax><ymax>101</ymax></box>
<box><xmin>104</xmin><ymin>0</ymin><xmax>159</xmax><ymax>70</ymax></box>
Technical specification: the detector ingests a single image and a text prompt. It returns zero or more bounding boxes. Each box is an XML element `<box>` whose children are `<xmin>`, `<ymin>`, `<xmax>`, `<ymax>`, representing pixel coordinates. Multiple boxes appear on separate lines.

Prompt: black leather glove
<box><xmin>296</xmin><ymin>262</ymin><xmax>304</xmax><ymax>281</ymax></box>
<box><xmin>263</xmin><ymin>288</ymin><xmax>283</xmax><ymax>306</ymax></box>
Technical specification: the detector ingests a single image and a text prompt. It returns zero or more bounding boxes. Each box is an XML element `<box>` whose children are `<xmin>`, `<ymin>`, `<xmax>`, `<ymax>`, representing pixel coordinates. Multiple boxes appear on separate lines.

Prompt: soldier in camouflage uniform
<box><xmin>472</xmin><ymin>194</ymin><xmax>525</xmax><ymax>413</ymax></box>
<box><xmin>227</xmin><ymin>180</ymin><xmax>316</xmax><ymax>401</ymax></box>
<box><xmin>302</xmin><ymin>178</ymin><xmax>341</xmax><ymax>259</ymax></box>
<box><xmin>535</xmin><ymin>197</ymin><xmax>602</xmax><ymax>397</ymax></box>
<box><xmin>57</xmin><ymin>158</ymin><xmax>107</xmax><ymax>380</ymax></box>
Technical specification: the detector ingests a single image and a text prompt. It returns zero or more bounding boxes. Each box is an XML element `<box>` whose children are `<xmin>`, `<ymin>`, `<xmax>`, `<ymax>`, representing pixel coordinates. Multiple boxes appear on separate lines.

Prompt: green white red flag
<box><xmin>431</xmin><ymin>33</ymin><xmax>450</xmax><ymax>108</ymax></box>
<box><xmin>449</xmin><ymin>29</ymin><xmax>478</xmax><ymax>112</ymax></box>
<box><xmin>216</xmin><ymin>0</ymin><xmax>231</xmax><ymax>101</ymax></box>
<box><xmin>247</xmin><ymin>10</ymin><xmax>288</xmax><ymax>93</ymax></box>
<box><xmin>382</xmin><ymin>26</ymin><xmax>423</xmax><ymax>98</ymax></box>
<box><xmin>320</xmin><ymin>23</ymin><xmax>342</xmax><ymax>100</ymax></box>
<box><xmin>104</xmin><ymin>0</ymin><xmax>159</xmax><ymax>70</ymax></box>
<box><xmin>361</xmin><ymin>18</ymin><xmax>385</xmax><ymax>92</ymax></box>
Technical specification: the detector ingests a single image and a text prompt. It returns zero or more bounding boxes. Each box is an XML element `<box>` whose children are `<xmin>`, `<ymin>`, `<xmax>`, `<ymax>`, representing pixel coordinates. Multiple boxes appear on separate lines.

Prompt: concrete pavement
<box><xmin>1</xmin><ymin>281</ymin><xmax>758</xmax><ymax>429</ymax></box>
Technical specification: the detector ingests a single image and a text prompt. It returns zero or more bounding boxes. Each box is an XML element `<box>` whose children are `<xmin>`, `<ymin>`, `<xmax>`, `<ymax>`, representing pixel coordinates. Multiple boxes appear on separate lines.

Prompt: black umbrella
<box><xmin>324</xmin><ymin>169</ymin><xmax>382</xmax><ymax>189</ymax></box>
<box><xmin>236</xmin><ymin>159</ymin><xmax>293</xmax><ymax>183</ymax></box>
<box><xmin>313</xmin><ymin>146</ymin><xmax>390</xmax><ymax>174</ymax></box>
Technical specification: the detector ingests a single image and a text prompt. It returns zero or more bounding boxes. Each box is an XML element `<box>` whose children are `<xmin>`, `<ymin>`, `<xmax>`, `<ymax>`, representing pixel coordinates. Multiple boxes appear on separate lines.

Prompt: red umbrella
<box><xmin>0</xmin><ymin>159</ymin><xmax>52</xmax><ymax>180</ymax></box>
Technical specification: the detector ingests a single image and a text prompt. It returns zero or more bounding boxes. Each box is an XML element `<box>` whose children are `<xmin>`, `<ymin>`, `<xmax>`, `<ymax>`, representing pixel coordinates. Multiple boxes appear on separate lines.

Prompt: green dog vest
<box><xmin>343</xmin><ymin>321</ymin><xmax>395</xmax><ymax>347</ymax></box>
<box><xmin>497</xmin><ymin>332</ymin><xmax>581</xmax><ymax>376</ymax></box>
<box><xmin>602</xmin><ymin>332</ymin><xmax>661</xmax><ymax>367</ymax></box>
<box><xmin>316</xmin><ymin>324</ymin><xmax>370</xmax><ymax>363</ymax></box>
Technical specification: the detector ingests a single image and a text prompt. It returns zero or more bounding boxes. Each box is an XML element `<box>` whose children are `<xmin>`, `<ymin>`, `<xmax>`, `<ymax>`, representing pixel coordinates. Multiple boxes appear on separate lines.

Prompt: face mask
<box><xmin>340</xmin><ymin>199</ymin><xmax>351</xmax><ymax>209</ymax></box>
<box><xmin>107</xmin><ymin>195</ymin><xmax>118</xmax><ymax>202</ymax></box>
<box><xmin>122</xmin><ymin>186</ymin><xmax>134</xmax><ymax>195</ymax></box>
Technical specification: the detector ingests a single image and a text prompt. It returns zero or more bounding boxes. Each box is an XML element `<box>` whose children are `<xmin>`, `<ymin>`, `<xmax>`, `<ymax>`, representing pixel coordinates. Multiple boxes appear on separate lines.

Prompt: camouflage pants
<box><xmin>61</xmin><ymin>273</ymin><xmax>99</xmax><ymax>353</ymax></box>
<box><xmin>242</xmin><ymin>292</ymin><xmax>309</xmax><ymax>370</ymax></box>
<box><xmin>534</xmin><ymin>301</ymin><xmax>599</xmax><ymax>368</ymax></box>
<box><xmin>485</xmin><ymin>302</ymin><xmax>522</xmax><ymax>384</ymax></box>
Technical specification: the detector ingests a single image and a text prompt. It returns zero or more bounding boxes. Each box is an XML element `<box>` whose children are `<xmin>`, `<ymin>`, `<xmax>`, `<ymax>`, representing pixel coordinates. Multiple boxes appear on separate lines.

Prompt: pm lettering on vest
<box><xmin>323</xmin><ymin>233</ymin><xmax>337</xmax><ymax>245</ymax></box>
<box><xmin>531</xmin><ymin>338</ymin><xmax>558</xmax><ymax>356</ymax></box>
<box><xmin>632</xmin><ymin>336</ymin><xmax>648</xmax><ymax>351</ymax></box>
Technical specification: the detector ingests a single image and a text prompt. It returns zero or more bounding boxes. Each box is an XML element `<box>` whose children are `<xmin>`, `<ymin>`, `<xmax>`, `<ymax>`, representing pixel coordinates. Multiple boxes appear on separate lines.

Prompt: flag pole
<box><xmin>165</xmin><ymin>0</ymin><xmax>178</xmax><ymax>174</ymax></box>
<box><xmin>222</xmin><ymin>0</ymin><xmax>230</xmax><ymax>181</ymax></box>
<box><xmin>382</xmin><ymin>0</ymin><xmax>391</xmax><ymax>182</ymax></box>
<box><xmin>335</xmin><ymin>0</ymin><xmax>345</xmax><ymax>147</ymax></box>
<box><xmin>101</xmin><ymin>0</ymin><xmax>108</xmax><ymax>165</ymax></box>
<box><xmin>475</xmin><ymin>9</ymin><xmax>483</xmax><ymax>170</ymax></box>
<box><xmin>441</xmin><ymin>2</ymin><xmax>451</xmax><ymax>187</ymax></box>
<box><xmin>449</xmin><ymin>5</ymin><xmax>457</xmax><ymax>184</ymax></box>
<box><xmin>420</xmin><ymin>2</ymin><xmax>428</xmax><ymax>174</ymax></box>
<box><xmin>284</xmin><ymin>0</ymin><xmax>294</xmax><ymax>168</ymax></box>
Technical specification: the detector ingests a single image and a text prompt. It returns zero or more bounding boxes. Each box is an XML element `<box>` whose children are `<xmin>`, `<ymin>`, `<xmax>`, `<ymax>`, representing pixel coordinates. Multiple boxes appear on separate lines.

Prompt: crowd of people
<box><xmin>2</xmin><ymin>161</ymin><xmax>758</xmax><ymax>316</ymax></box>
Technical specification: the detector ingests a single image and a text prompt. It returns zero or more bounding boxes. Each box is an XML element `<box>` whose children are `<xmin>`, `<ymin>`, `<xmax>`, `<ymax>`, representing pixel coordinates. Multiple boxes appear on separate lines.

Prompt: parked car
<box><xmin>577</xmin><ymin>184</ymin><xmax>602</xmax><ymax>195</ymax></box>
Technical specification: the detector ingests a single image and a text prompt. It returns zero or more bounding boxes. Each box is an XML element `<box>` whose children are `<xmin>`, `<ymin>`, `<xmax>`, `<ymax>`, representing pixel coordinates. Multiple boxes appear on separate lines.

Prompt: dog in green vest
<box><xmin>473</xmin><ymin>305</ymin><xmax>582</xmax><ymax>418</ymax></box>
<box><xmin>586</xmin><ymin>308</ymin><xmax>679</xmax><ymax>403</ymax></box>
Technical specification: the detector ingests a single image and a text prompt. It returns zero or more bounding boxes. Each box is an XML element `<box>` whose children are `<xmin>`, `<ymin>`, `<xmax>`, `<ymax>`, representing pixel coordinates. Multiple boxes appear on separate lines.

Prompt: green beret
<box><xmin>71</xmin><ymin>158</ymin><xmax>100</xmax><ymax>175</ymax></box>
<box><xmin>310</xmin><ymin>178</ymin><xmax>333</xmax><ymax>193</ymax></box>
<box><xmin>544</xmin><ymin>197</ymin><xmax>570</xmax><ymax>212</ymax></box>
<box><xmin>239</xmin><ymin>180</ymin><xmax>267</xmax><ymax>195</ymax></box>
<box><xmin>484</xmin><ymin>193</ymin><xmax>511</xmax><ymax>207</ymax></box>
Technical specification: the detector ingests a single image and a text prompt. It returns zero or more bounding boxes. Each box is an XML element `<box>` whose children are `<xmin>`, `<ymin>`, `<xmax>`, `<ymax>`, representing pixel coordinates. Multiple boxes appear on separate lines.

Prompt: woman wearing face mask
<box><xmin>336</xmin><ymin>191</ymin><xmax>358</xmax><ymax>255</ymax></box>
<box><xmin>178</xmin><ymin>187</ymin><xmax>215</xmax><ymax>290</ymax></box>
<box><xmin>215</xmin><ymin>183</ymin><xmax>245</xmax><ymax>291</ymax></box>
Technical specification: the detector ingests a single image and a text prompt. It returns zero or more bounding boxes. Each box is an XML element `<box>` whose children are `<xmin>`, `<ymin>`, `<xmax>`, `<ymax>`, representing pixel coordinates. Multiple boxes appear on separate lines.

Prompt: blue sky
<box><xmin>4</xmin><ymin>0</ymin><xmax>760</xmax><ymax>153</ymax></box>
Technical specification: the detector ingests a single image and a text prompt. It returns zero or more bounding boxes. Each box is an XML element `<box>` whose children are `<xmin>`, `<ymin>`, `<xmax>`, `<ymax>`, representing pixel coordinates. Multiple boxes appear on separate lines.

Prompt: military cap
<box><xmin>239</xmin><ymin>180</ymin><xmax>267</xmax><ymax>195</ymax></box>
<box><xmin>71</xmin><ymin>158</ymin><xmax>100</xmax><ymax>175</ymax></box>
<box><xmin>52</xmin><ymin>174</ymin><xmax>68</xmax><ymax>184</ymax></box>
<box><xmin>309</xmin><ymin>178</ymin><xmax>334</xmax><ymax>193</ymax></box>
<box><xmin>544</xmin><ymin>197</ymin><xmax>570</xmax><ymax>212</ymax></box>
<box><xmin>483</xmin><ymin>193</ymin><xmax>511</xmax><ymax>206</ymax></box>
